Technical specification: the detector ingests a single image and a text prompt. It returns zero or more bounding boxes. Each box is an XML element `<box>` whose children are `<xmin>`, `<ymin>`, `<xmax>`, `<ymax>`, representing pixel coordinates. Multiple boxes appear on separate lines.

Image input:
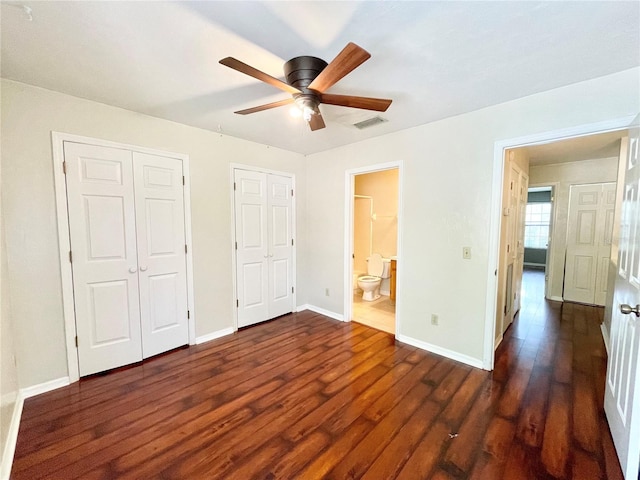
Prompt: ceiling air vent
<box><xmin>353</xmin><ymin>116</ymin><xmax>388</xmax><ymax>130</ymax></box>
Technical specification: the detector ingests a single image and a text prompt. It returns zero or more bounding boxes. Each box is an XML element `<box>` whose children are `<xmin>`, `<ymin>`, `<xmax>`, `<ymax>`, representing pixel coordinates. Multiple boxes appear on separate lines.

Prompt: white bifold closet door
<box><xmin>234</xmin><ymin>169</ymin><xmax>294</xmax><ymax>328</ymax></box>
<box><xmin>64</xmin><ymin>142</ymin><xmax>189</xmax><ymax>376</ymax></box>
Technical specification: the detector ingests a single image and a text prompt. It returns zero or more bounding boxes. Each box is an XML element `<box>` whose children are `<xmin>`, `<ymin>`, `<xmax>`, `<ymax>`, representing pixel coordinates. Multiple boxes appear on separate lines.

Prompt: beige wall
<box><xmin>529</xmin><ymin>156</ymin><xmax>619</xmax><ymax>301</ymax></box>
<box><xmin>355</xmin><ymin>169</ymin><xmax>399</xmax><ymax>263</ymax></box>
<box><xmin>305</xmin><ymin>68</ymin><xmax>639</xmax><ymax>364</ymax></box>
<box><xmin>1</xmin><ymin>79</ymin><xmax>307</xmax><ymax>388</ymax></box>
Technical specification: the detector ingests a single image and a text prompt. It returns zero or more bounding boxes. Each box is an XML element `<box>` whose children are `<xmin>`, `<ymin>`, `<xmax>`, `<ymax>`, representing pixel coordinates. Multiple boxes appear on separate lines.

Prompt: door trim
<box><xmin>484</xmin><ymin>115</ymin><xmax>636</xmax><ymax>370</ymax></box>
<box><xmin>229</xmin><ymin>163</ymin><xmax>297</xmax><ymax>332</ymax></box>
<box><xmin>52</xmin><ymin>132</ymin><xmax>197</xmax><ymax>383</ymax></box>
<box><xmin>343</xmin><ymin>161</ymin><xmax>404</xmax><ymax>336</ymax></box>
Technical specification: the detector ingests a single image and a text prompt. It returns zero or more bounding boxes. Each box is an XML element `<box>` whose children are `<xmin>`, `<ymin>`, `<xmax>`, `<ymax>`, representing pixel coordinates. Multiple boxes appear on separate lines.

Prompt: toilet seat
<box><xmin>358</xmin><ymin>275</ymin><xmax>380</xmax><ymax>282</ymax></box>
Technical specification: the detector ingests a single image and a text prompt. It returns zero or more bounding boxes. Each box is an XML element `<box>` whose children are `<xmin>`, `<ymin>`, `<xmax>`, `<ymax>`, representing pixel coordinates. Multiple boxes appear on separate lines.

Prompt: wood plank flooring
<box><xmin>12</xmin><ymin>270</ymin><xmax>623</xmax><ymax>479</ymax></box>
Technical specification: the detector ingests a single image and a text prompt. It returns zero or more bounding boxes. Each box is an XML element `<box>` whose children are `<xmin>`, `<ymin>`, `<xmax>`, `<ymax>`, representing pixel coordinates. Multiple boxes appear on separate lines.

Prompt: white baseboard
<box><xmin>296</xmin><ymin>304</ymin><xmax>344</xmax><ymax>322</ymax></box>
<box><xmin>494</xmin><ymin>334</ymin><xmax>504</xmax><ymax>351</ymax></box>
<box><xmin>600</xmin><ymin>323</ymin><xmax>610</xmax><ymax>355</ymax></box>
<box><xmin>396</xmin><ymin>334</ymin><xmax>485</xmax><ymax>370</ymax></box>
<box><xmin>549</xmin><ymin>296</ymin><xmax>564</xmax><ymax>302</ymax></box>
<box><xmin>20</xmin><ymin>376</ymin><xmax>70</xmax><ymax>400</ymax></box>
<box><xmin>196</xmin><ymin>327</ymin><xmax>235</xmax><ymax>345</ymax></box>
<box><xmin>0</xmin><ymin>393</ymin><xmax>23</xmax><ymax>480</ymax></box>
<box><xmin>0</xmin><ymin>375</ymin><xmax>66</xmax><ymax>480</ymax></box>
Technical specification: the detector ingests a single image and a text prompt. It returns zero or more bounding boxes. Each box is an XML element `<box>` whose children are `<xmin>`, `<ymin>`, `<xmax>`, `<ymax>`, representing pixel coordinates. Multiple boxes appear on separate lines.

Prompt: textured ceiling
<box><xmin>1</xmin><ymin>1</ymin><xmax>639</xmax><ymax>155</ymax></box>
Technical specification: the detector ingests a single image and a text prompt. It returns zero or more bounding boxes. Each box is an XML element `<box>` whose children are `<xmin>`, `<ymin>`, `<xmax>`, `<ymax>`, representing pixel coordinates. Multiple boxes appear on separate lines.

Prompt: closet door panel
<box><xmin>267</xmin><ymin>174</ymin><xmax>294</xmax><ymax>318</ymax></box>
<box><xmin>133</xmin><ymin>152</ymin><xmax>189</xmax><ymax>358</ymax></box>
<box><xmin>64</xmin><ymin>142</ymin><xmax>143</xmax><ymax>376</ymax></box>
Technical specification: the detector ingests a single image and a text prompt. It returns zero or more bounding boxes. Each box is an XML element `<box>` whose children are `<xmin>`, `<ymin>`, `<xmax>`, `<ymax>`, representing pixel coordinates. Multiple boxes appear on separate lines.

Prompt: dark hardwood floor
<box><xmin>12</xmin><ymin>269</ymin><xmax>623</xmax><ymax>479</ymax></box>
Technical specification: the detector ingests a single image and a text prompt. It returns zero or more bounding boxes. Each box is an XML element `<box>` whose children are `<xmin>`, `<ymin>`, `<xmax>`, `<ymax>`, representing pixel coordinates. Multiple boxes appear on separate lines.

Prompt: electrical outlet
<box><xmin>431</xmin><ymin>314</ymin><xmax>439</xmax><ymax>326</ymax></box>
<box><xmin>463</xmin><ymin>247</ymin><xmax>471</xmax><ymax>259</ymax></box>
<box><xmin>325</xmin><ymin>288</ymin><xmax>330</xmax><ymax>296</ymax></box>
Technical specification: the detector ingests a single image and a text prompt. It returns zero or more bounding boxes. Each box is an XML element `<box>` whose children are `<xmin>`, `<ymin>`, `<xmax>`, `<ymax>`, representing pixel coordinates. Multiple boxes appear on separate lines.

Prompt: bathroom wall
<box><xmin>355</xmin><ymin>169</ymin><xmax>399</xmax><ymax>261</ymax></box>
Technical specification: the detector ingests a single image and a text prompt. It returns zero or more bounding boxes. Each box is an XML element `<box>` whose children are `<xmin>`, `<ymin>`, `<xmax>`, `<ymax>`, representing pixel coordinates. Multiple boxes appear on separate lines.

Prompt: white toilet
<box><xmin>357</xmin><ymin>253</ymin><xmax>391</xmax><ymax>301</ymax></box>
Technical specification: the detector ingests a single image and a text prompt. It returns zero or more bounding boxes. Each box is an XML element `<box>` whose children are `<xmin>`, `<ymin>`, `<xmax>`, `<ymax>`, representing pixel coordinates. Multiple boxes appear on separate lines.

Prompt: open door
<box><xmin>604</xmin><ymin>116</ymin><xmax>640</xmax><ymax>479</ymax></box>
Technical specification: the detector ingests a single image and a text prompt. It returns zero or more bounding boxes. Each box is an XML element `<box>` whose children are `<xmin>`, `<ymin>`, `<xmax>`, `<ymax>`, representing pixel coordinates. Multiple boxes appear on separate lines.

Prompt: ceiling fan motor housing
<box><xmin>284</xmin><ymin>56</ymin><xmax>327</xmax><ymax>115</ymax></box>
<box><xmin>283</xmin><ymin>56</ymin><xmax>328</xmax><ymax>89</ymax></box>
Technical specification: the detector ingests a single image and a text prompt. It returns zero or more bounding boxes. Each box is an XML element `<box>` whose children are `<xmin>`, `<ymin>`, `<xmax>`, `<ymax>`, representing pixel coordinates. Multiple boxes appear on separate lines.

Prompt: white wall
<box><xmin>529</xmin><ymin>157</ymin><xmax>619</xmax><ymax>301</ymax></box>
<box><xmin>1</xmin><ymin>79</ymin><xmax>307</xmax><ymax>389</ymax></box>
<box><xmin>305</xmin><ymin>68</ymin><xmax>640</xmax><ymax>364</ymax></box>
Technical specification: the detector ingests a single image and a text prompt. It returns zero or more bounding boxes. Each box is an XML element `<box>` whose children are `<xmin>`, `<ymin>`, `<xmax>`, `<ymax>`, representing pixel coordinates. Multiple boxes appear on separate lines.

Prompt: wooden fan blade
<box><xmin>309</xmin><ymin>113</ymin><xmax>326</xmax><ymax>131</ymax></box>
<box><xmin>220</xmin><ymin>57</ymin><xmax>301</xmax><ymax>94</ymax></box>
<box><xmin>234</xmin><ymin>98</ymin><xmax>294</xmax><ymax>115</ymax></box>
<box><xmin>320</xmin><ymin>93</ymin><xmax>392</xmax><ymax>112</ymax></box>
<box><xmin>308</xmin><ymin>43</ymin><xmax>371</xmax><ymax>93</ymax></box>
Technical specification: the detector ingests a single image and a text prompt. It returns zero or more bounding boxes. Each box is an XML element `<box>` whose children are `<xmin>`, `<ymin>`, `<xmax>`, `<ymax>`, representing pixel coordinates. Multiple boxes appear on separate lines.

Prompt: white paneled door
<box><xmin>133</xmin><ymin>152</ymin><xmax>188</xmax><ymax>358</ymax></box>
<box><xmin>564</xmin><ymin>182</ymin><xmax>616</xmax><ymax>306</ymax></box>
<box><xmin>605</xmin><ymin>122</ymin><xmax>640</xmax><ymax>480</ymax></box>
<box><xmin>234</xmin><ymin>169</ymin><xmax>293</xmax><ymax>328</ymax></box>
<box><xmin>64</xmin><ymin>142</ymin><xmax>188</xmax><ymax>376</ymax></box>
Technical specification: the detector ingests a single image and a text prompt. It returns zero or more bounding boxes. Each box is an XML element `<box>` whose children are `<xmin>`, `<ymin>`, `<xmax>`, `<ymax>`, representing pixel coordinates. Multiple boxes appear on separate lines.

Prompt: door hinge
<box><xmin>185</xmin><ymin>244</ymin><xmax>188</xmax><ymax>254</ymax></box>
<box><xmin>75</xmin><ymin>336</ymin><xmax>78</xmax><ymax>347</ymax></box>
<box><xmin>291</xmin><ymin>238</ymin><xmax>294</xmax><ymax>246</ymax></box>
<box><xmin>291</xmin><ymin>189</ymin><xmax>294</xmax><ymax>197</ymax></box>
<box><xmin>292</xmin><ymin>286</ymin><xmax>294</xmax><ymax>294</ymax></box>
<box><xmin>234</xmin><ymin>182</ymin><xmax>237</xmax><ymax>191</ymax></box>
<box><xmin>62</xmin><ymin>161</ymin><xmax>67</xmax><ymax>175</ymax></box>
<box><xmin>69</xmin><ymin>250</ymin><xmax>73</xmax><ymax>263</ymax></box>
<box><xmin>187</xmin><ymin>310</ymin><xmax>190</xmax><ymax>319</ymax></box>
<box><xmin>183</xmin><ymin>176</ymin><xmax>185</xmax><ymax>186</ymax></box>
<box><xmin>236</xmin><ymin>299</ymin><xmax>239</xmax><ymax>308</ymax></box>
<box><xmin>235</xmin><ymin>241</ymin><xmax>238</xmax><ymax>250</ymax></box>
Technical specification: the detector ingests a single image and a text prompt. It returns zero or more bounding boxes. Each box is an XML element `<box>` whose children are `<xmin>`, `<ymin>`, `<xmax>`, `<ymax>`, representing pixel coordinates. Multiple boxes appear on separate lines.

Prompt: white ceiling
<box><xmin>2</xmin><ymin>1</ymin><xmax>639</xmax><ymax>155</ymax></box>
<box><xmin>525</xmin><ymin>130</ymin><xmax>625</xmax><ymax>166</ymax></box>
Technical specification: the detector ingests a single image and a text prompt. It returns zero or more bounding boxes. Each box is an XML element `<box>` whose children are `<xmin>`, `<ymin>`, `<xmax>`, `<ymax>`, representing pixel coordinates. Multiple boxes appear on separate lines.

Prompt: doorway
<box><xmin>345</xmin><ymin>163</ymin><xmax>401</xmax><ymax>335</ymax></box>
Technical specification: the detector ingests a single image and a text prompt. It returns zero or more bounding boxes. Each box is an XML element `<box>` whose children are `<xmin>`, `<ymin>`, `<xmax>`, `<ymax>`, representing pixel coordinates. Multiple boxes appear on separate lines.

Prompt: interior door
<box><xmin>64</xmin><ymin>142</ymin><xmax>143</xmax><ymax>376</ymax></box>
<box><xmin>267</xmin><ymin>174</ymin><xmax>294</xmax><ymax>318</ymax></box>
<box><xmin>133</xmin><ymin>152</ymin><xmax>189</xmax><ymax>358</ymax></box>
<box><xmin>605</xmin><ymin>121</ymin><xmax>640</xmax><ymax>480</ymax></box>
<box><xmin>564</xmin><ymin>183</ymin><xmax>614</xmax><ymax>305</ymax></box>
<box><xmin>235</xmin><ymin>169</ymin><xmax>269</xmax><ymax>327</ymax></box>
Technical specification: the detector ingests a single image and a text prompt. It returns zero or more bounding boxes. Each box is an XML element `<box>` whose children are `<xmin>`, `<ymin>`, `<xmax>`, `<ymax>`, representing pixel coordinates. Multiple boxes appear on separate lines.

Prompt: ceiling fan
<box><xmin>219</xmin><ymin>42</ymin><xmax>392</xmax><ymax>131</ymax></box>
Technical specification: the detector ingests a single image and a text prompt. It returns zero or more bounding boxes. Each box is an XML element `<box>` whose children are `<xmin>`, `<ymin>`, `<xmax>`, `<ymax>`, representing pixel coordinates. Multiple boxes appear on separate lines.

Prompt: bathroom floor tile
<box><xmin>352</xmin><ymin>294</ymin><xmax>395</xmax><ymax>334</ymax></box>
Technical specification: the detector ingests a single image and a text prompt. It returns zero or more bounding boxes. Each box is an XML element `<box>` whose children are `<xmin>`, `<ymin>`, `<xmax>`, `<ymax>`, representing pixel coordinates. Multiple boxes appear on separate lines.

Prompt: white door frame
<box><xmin>484</xmin><ymin>115</ymin><xmax>636</xmax><ymax>370</ymax></box>
<box><xmin>229</xmin><ymin>163</ymin><xmax>297</xmax><ymax>332</ymax></box>
<box><xmin>343</xmin><ymin>161</ymin><xmax>404</xmax><ymax>335</ymax></box>
<box><xmin>52</xmin><ymin>132</ymin><xmax>197</xmax><ymax>383</ymax></box>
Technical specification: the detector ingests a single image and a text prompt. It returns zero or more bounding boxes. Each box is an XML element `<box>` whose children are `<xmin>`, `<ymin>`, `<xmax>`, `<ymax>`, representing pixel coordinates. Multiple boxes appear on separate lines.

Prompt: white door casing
<box><xmin>64</xmin><ymin>142</ymin><xmax>190</xmax><ymax>376</ymax></box>
<box><xmin>133</xmin><ymin>152</ymin><xmax>189</xmax><ymax>358</ymax></box>
<box><xmin>234</xmin><ymin>168</ymin><xmax>294</xmax><ymax>328</ymax></box>
<box><xmin>605</xmin><ymin>121</ymin><xmax>640</xmax><ymax>480</ymax></box>
<box><xmin>564</xmin><ymin>183</ymin><xmax>615</xmax><ymax>306</ymax></box>
<box><xmin>64</xmin><ymin>142</ymin><xmax>144</xmax><ymax>376</ymax></box>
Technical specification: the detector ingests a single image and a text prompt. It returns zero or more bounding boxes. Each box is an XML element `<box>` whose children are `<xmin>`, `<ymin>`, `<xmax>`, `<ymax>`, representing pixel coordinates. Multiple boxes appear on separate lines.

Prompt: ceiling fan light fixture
<box><xmin>294</xmin><ymin>95</ymin><xmax>320</xmax><ymax>122</ymax></box>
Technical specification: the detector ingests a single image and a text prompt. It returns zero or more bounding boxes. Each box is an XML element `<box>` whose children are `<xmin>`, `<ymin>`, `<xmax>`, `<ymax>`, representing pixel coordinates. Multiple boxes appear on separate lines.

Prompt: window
<box><xmin>524</xmin><ymin>203</ymin><xmax>551</xmax><ymax>249</ymax></box>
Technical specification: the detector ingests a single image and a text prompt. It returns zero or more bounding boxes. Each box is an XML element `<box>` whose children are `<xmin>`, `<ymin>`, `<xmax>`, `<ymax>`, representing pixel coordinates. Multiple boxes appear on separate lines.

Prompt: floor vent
<box><xmin>353</xmin><ymin>116</ymin><xmax>388</xmax><ymax>130</ymax></box>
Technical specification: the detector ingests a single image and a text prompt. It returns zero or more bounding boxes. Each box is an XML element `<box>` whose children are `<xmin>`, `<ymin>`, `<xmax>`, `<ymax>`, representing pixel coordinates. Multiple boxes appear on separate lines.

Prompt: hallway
<box><xmin>494</xmin><ymin>268</ymin><xmax>622</xmax><ymax>478</ymax></box>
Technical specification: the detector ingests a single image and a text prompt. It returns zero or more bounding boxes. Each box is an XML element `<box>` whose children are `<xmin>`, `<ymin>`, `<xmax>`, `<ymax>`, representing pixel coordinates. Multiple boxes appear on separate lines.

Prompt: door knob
<box><xmin>140</xmin><ymin>266</ymin><xmax>148</xmax><ymax>272</ymax></box>
<box><xmin>128</xmin><ymin>267</ymin><xmax>137</xmax><ymax>273</ymax></box>
<box><xmin>620</xmin><ymin>304</ymin><xmax>640</xmax><ymax>317</ymax></box>
<box><xmin>264</xmin><ymin>254</ymin><xmax>268</xmax><ymax>258</ymax></box>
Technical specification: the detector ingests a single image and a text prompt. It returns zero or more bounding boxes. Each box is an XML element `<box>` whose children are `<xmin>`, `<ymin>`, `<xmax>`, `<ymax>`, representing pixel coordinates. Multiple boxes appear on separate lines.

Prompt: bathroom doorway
<box><xmin>344</xmin><ymin>163</ymin><xmax>401</xmax><ymax>335</ymax></box>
